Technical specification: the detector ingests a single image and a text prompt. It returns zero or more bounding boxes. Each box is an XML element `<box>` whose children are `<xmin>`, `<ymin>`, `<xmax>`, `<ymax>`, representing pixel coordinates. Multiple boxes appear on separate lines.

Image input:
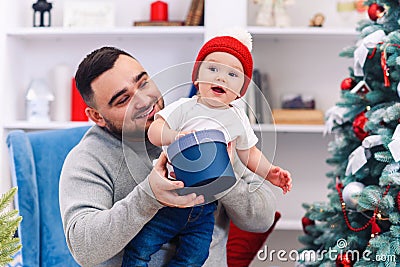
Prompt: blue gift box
<box><xmin>167</xmin><ymin>129</ymin><xmax>236</xmax><ymax>198</ymax></box>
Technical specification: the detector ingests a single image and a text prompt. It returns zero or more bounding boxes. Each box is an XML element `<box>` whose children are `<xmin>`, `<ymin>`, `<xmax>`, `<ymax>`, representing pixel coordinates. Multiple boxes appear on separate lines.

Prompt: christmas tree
<box><xmin>0</xmin><ymin>187</ymin><xmax>22</xmax><ymax>266</ymax></box>
<box><xmin>298</xmin><ymin>1</ymin><xmax>400</xmax><ymax>266</ymax></box>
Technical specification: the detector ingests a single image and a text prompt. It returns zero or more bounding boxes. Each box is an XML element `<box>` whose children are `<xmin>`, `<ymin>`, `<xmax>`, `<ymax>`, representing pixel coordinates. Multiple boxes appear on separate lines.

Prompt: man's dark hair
<box><xmin>75</xmin><ymin>46</ymin><xmax>134</xmax><ymax>107</ymax></box>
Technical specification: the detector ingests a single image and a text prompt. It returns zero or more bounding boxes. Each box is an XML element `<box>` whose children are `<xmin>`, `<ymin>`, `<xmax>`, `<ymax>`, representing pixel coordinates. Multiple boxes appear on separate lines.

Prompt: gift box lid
<box><xmin>167</xmin><ymin>129</ymin><xmax>226</xmax><ymax>160</ymax></box>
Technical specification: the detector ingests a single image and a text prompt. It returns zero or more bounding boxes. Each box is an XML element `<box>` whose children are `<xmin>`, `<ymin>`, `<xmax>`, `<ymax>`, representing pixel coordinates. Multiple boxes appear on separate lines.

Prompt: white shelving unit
<box><xmin>253</xmin><ymin>124</ymin><xmax>326</xmax><ymax>133</ymax></box>
<box><xmin>1</xmin><ymin>0</ymin><xmax>361</xmax><ymax>265</ymax></box>
<box><xmin>2</xmin><ymin>121</ymin><xmax>93</xmax><ymax>131</ymax></box>
<box><xmin>6</xmin><ymin>26</ymin><xmax>205</xmax><ymax>39</ymax></box>
<box><xmin>249</xmin><ymin>26</ymin><xmax>357</xmax><ymax>38</ymax></box>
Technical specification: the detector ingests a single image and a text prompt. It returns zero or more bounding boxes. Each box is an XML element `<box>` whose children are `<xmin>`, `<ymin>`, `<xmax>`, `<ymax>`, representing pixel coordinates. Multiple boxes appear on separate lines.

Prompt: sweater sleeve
<box><xmin>219</xmin><ymin>155</ymin><xmax>277</xmax><ymax>232</ymax></box>
<box><xmin>59</xmin><ymin>141</ymin><xmax>163</xmax><ymax>266</ymax></box>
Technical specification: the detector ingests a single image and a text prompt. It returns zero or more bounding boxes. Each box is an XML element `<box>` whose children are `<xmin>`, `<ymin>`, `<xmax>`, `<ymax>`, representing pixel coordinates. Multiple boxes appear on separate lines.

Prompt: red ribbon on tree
<box><xmin>352</xmin><ymin>111</ymin><xmax>369</xmax><ymax>141</ymax></box>
<box><xmin>368</xmin><ymin>43</ymin><xmax>400</xmax><ymax>88</ymax></box>
<box><xmin>380</xmin><ymin>46</ymin><xmax>390</xmax><ymax>87</ymax></box>
<box><xmin>370</xmin><ymin>216</ymin><xmax>381</xmax><ymax>237</ymax></box>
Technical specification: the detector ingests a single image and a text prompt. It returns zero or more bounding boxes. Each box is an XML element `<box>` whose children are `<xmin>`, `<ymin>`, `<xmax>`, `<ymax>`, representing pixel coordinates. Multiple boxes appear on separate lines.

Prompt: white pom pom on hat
<box><xmin>215</xmin><ymin>27</ymin><xmax>253</xmax><ymax>52</ymax></box>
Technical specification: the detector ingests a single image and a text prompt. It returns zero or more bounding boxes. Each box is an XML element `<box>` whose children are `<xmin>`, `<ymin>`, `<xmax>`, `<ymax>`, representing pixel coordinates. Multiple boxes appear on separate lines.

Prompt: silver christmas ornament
<box><xmin>342</xmin><ymin>182</ymin><xmax>365</xmax><ymax>209</ymax></box>
<box><xmin>397</xmin><ymin>82</ymin><xmax>400</xmax><ymax>98</ymax></box>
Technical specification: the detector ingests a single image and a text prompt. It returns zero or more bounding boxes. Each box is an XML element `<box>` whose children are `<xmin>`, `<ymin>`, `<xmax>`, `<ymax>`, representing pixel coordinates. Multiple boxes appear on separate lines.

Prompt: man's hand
<box><xmin>149</xmin><ymin>152</ymin><xmax>204</xmax><ymax>207</ymax></box>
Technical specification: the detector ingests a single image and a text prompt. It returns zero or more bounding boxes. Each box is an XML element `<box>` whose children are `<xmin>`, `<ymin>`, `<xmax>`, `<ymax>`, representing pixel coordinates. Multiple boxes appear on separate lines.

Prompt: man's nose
<box><xmin>132</xmin><ymin>92</ymin><xmax>150</xmax><ymax>109</ymax></box>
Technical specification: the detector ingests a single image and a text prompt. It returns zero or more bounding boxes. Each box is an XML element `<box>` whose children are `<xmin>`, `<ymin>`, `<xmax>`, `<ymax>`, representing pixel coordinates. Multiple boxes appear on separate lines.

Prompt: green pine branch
<box><xmin>0</xmin><ymin>187</ymin><xmax>22</xmax><ymax>266</ymax></box>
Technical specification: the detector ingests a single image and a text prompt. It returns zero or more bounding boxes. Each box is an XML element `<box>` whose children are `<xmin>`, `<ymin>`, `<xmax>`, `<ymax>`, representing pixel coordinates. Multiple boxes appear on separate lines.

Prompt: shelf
<box><xmin>248</xmin><ymin>26</ymin><xmax>358</xmax><ymax>40</ymax></box>
<box><xmin>2</xmin><ymin>121</ymin><xmax>94</xmax><ymax>131</ymax></box>
<box><xmin>274</xmin><ymin>219</ymin><xmax>302</xmax><ymax>230</ymax></box>
<box><xmin>6</xmin><ymin>26</ymin><xmax>357</xmax><ymax>41</ymax></box>
<box><xmin>6</xmin><ymin>26</ymin><xmax>205</xmax><ymax>40</ymax></box>
<box><xmin>252</xmin><ymin>124</ymin><xmax>325</xmax><ymax>133</ymax></box>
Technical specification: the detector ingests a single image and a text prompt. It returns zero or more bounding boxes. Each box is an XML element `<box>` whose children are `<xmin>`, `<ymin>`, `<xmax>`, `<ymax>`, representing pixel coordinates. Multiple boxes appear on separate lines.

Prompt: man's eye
<box><xmin>139</xmin><ymin>81</ymin><xmax>149</xmax><ymax>89</ymax></box>
<box><xmin>117</xmin><ymin>96</ymin><xmax>130</xmax><ymax>105</ymax></box>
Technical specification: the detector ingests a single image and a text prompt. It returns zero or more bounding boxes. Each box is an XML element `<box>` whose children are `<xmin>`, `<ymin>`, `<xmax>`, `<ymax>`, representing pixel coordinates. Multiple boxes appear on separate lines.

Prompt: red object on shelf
<box><xmin>71</xmin><ymin>78</ymin><xmax>88</xmax><ymax>121</ymax></box>
<box><xmin>151</xmin><ymin>1</ymin><xmax>168</xmax><ymax>21</ymax></box>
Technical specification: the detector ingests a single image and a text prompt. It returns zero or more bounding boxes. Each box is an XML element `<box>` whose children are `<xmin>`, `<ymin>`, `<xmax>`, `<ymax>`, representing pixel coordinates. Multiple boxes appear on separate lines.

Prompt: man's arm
<box><xmin>60</xmin><ymin>149</ymin><xmax>161</xmax><ymax>266</ymax></box>
<box><xmin>60</xmin><ymin>148</ymin><xmax>202</xmax><ymax>266</ymax></box>
<box><xmin>219</xmin><ymin>155</ymin><xmax>277</xmax><ymax>232</ymax></box>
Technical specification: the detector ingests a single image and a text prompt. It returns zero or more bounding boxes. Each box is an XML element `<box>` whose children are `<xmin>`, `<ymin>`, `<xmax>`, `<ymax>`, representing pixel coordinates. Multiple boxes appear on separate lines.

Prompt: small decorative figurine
<box><xmin>32</xmin><ymin>0</ymin><xmax>53</xmax><ymax>27</ymax></box>
<box><xmin>253</xmin><ymin>0</ymin><xmax>294</xmax><ymax>27</ymax></box>
<box><xmin>309</xmin><ymin>13</ymin><xmax>325</xmax><ymax>27</ymax></box>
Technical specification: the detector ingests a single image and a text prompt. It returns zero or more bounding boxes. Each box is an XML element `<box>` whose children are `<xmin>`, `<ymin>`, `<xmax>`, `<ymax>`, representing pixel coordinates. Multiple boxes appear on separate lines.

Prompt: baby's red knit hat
<box><xmin>191</xmin><ymin>29</ymin><xmax>253</xmax><ymax>97</ymax></box>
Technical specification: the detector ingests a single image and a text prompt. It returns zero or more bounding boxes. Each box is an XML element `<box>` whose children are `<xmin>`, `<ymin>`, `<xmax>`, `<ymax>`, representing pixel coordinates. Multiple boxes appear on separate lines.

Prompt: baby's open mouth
<box><xmin>211</xmin><ymin>86</ymin><xmax>226</xmax><ymax>94</ymax></box>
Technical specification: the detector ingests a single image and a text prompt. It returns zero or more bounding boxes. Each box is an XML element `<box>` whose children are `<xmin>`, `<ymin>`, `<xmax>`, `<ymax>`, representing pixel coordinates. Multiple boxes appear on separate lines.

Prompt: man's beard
<box><xmin>103</xmin><ymin>116</ymin><xmax>123</xmax><ymax>138</ymax></box>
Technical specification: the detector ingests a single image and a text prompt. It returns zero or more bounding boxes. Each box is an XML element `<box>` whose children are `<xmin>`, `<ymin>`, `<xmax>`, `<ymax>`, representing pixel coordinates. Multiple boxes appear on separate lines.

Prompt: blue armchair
<box><xmin>6</xmin><ymin>126</ymin><xmax>90</xmax><ymax>267</ymax></box>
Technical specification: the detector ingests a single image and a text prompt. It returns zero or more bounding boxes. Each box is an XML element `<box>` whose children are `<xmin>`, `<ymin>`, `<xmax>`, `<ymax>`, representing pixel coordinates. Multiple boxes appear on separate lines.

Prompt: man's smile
<box><xmin>133</xmin><ymin>104</ymin><xmax>156</xmax><ymax>120</ymax></box>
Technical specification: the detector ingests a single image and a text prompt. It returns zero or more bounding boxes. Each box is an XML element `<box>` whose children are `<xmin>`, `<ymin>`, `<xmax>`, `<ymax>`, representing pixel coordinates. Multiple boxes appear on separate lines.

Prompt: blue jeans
<box><xmin>122</xmin><ymin>202</ymin><xmax>217</xmax><ymax>267</ymax></box>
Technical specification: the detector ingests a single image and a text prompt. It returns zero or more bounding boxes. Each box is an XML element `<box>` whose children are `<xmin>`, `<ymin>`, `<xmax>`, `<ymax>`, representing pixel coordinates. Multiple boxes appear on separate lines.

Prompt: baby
<box><xmin>149</xmin><ymin>29</ymin><xmax>292</xmax><ymax>193</ymax></box>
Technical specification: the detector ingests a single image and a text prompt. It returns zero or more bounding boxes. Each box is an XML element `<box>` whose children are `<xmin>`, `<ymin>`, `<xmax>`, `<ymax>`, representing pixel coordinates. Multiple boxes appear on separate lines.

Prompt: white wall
<box><xmin>0</xmin><ymin>0</ymin><xmax>8</xmax><ymax>195</ymax></box>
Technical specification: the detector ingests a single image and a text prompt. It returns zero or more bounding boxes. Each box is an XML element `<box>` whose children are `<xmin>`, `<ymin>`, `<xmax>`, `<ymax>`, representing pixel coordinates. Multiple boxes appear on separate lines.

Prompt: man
<box><xmin>59</xmin><ymin>46</ymin><xmax>276</xmax><ymax>266</ymax></box>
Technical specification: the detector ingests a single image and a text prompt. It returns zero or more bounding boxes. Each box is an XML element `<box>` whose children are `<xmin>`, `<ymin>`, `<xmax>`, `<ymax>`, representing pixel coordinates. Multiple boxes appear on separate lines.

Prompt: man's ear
<box><xmin>85</xmin><ymin>107</ymin><xmax>106</xmax><ymax>127</ymax></box>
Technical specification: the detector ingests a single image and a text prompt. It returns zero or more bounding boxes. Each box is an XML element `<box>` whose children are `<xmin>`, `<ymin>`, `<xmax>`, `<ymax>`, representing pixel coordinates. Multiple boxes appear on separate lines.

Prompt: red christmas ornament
<box><xmin>353</xmin><ymin>111</ymin><xmax>369</xmax><ymax>141</ymax></box>
<box><xmin>336</xmin><ymin>252</ymin><xmax>354</xmax><ymax>267</ymax></box>
<box><xmin>368</xmin><ymin>3</ymin><xmax>385</xmax><ymax>21</ymax></box>
<box><xmin>301</xmin><ymin>216</ymin><xmax>315</xmax><ymax>234</ymax></box>
<box><xmin>340</xmin><ymin>78</ymin><xmax>356</xmax><ymax>91</ymax></box>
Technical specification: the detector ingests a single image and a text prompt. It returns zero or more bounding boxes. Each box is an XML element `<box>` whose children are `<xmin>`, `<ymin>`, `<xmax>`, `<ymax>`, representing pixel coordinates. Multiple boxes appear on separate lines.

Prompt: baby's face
<box><xmin>196</xmin><ymin>52</ymin><xmax>245</xmax><ymax>108</ymax></box>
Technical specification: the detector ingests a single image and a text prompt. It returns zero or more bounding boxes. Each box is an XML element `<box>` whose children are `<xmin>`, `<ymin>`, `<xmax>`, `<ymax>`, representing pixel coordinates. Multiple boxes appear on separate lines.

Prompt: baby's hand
<box><xmin>266</xmin><ymin>166</ymin><xmax>292</xmax><ymax>194</ymax></box>
<box><xmin>175</xmin><ymin>130</ymin><xmax>195</xmax><ymax>140</ymax></box>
